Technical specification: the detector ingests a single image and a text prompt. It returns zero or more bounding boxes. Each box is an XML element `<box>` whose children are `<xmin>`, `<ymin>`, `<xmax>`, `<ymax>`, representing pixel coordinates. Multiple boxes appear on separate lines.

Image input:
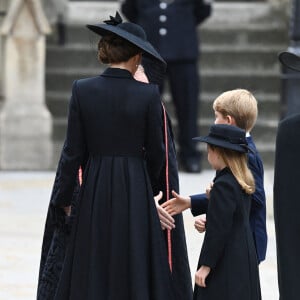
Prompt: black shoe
<box><xmin>180</xmin><ymin>157</ymin><xmax>201</xmax><ymax>173</ymax></box>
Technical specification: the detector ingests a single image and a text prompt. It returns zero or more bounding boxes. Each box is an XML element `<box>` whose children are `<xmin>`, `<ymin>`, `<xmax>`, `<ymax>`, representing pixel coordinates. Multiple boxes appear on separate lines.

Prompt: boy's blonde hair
<box><xmin>210</xmin><ymin>145</ymin><xmax>255</xmax><ymax>195</ymax></box>
<box><xmin>213</xmin><ymin>89</ymin><xmax>258</xmax><ymax>132</ymax></box>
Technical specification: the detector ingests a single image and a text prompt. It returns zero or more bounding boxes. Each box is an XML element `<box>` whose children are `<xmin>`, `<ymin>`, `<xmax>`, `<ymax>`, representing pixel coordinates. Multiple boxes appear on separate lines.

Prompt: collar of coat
<box><xmin>101</xmin><ymin>67</ymin><xmax>134</xmax><ymax>79</ymax></box>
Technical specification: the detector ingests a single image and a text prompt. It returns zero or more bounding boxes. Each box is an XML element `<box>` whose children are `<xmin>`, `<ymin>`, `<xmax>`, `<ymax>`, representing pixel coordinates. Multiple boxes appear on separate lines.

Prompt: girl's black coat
<box><xmin>37</xmin><ymin>68</ymin><xmax>192</xmax><ymax>300</ymax></box>
<box><xmin>194</xmin><ymin>168</ymin><xmax>261</xmax><ymax>300</ymax></box>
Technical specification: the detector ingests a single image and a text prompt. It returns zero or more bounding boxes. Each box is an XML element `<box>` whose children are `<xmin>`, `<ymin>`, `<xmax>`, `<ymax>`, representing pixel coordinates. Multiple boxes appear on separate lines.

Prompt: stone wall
<box><xmin>0</xmin><ymin>0</ymin><xmax>52</xmax><ymax>170</ymax></box>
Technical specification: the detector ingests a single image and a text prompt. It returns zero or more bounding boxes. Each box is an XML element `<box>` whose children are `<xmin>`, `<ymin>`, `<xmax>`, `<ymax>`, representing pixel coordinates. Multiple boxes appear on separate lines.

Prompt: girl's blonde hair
<box><xmin>213</xmin><ymin>89</ymin><xmax>258</xmax><ymax>132</ymax></box>
<box><xmin>210</xmin><ymin>145</ymin><xmax>255</xmax><ymax>195</ymax></box>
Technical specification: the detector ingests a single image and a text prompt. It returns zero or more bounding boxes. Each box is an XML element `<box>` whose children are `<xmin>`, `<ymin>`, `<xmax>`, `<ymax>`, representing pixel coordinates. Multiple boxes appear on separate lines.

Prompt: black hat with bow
<box><xmin>87</xmin><ymin>12</ymin><xmax>166</xmax><ymax>66</ymax></box>
<box><xmin>193</xmin><ymin>124</ymin><xmax>250</xmax><ymax>153</ymax></box>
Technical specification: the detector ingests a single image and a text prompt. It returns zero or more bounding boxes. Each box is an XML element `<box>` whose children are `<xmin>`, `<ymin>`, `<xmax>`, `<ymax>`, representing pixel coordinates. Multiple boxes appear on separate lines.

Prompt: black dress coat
<box><xmin>274</xmin><ymin>113</ymin><xmax>300</xmax><ymax>300</ymax></box>
<box><xmin>193</xmin><ymin>168</ymin><xmax>261</xmax><ymax>300</ymax></box>
<box><xmin>37</xmin><ymin>67</ymin><xmax>192</xmax><ymax>299</ymax></box>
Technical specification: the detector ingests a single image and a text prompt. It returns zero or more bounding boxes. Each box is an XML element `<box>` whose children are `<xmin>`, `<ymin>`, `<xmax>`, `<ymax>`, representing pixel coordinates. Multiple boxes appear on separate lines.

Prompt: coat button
<box><xmin>159</xmin><ymin>28</ymin><xmax>167</xmax><ymax>36</ymax></box>
<box><xmin>159</xmin><ymin>2</ymin><xmax>167</xmax><ymax>9</ymax></box>
<box><xmin>159</xmin><ymin>15</ymin><xmax>167</xmax><ymax>22</ymax></box>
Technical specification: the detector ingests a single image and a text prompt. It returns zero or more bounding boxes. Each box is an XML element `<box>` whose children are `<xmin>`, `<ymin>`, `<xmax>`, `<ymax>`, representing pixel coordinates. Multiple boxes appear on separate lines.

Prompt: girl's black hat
<box><xmin>193</xmin><ymin>124</ymin><xmax>249</xmax><ymax>153</ymax></box>
<box><xmin>87</xmin><ymin>12</ymin><xmax>166</xmax><ymax>66</ymax></box>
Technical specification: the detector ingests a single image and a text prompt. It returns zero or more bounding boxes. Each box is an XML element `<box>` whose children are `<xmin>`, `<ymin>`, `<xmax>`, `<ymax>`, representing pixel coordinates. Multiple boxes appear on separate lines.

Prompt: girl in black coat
<box><xmin>164</xmin><ymin>124</ymin><xmax>261</xmax><ymax>300</ymax></box>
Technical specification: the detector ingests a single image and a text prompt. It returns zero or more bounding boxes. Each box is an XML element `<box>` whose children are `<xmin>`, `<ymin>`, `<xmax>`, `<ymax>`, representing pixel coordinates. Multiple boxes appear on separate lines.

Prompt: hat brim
<box><xmin>193</xmin><ymin>136</ymin><xmax>248</xmax><ymax>153</ymax></box>
<box><xmin>279</xmin><ymin>51</ymin><xmax>300</xmax><ymax>72</ymax></box>
<box><xmin>87</xmin><ymin>24</ymin><xmax>166</xmax><ymax>66</ymax></box>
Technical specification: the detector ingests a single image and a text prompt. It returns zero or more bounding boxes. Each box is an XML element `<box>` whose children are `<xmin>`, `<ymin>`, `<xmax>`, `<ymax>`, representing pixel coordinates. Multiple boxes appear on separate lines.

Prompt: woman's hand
<box><xmin>195</xmin><ymin>265</ymin><xmax>211</xmax><ymax>288</ymax></box>
<box><xmin>194</xmin><ymin>214</ymin><xmax>206</xmax><ymax>233</ymax></box>
<box><xmin>161</xmin><ymin>190</ymin><xmax>191</xmax><ymax>216</ymax></box>
<box><xmin>154</xmin><ymin>191</ymin><xmax>175</xmax><ymax>230</ymax></box>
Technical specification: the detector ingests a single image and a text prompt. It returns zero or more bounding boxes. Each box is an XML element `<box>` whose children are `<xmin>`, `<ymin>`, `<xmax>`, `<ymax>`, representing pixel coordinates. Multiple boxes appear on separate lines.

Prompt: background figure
<box><xmin>121</xmin><ymin>0</ymin><xmax>212</xmax><ymax>173</ymax></box>
<box><xmin>274</xmin><ymin>51</ymin><xmax>300</xmax><ymax>300</ymax></box>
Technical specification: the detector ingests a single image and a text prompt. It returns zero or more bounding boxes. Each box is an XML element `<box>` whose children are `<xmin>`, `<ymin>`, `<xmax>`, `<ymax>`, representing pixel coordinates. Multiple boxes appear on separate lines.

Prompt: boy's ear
<box><xmin>226</xmin><ymin>115</ymin><xmax>236</xmax><ymax>126</ymax></box>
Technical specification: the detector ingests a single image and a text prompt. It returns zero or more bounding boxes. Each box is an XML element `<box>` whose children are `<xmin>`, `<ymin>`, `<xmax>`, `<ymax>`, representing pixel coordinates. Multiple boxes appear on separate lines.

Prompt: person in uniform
<box><xmin>121</xmin><ymin>0</ymin><xmax>211</xmax><ymax>172</ymax></box>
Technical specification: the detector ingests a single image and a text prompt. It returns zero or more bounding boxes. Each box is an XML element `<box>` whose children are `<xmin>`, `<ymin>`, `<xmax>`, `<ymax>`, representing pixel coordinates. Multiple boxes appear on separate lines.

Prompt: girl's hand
<box><xmin>161</xmin><ymin>190</ymin><xmax>191</xmax><ymax>216</ymax></box>
<box><xmin>154</xmin><ymin>191</ymin><xmax>175</xmax><ymax>230</ymax></box>
<box><xmin>195</xmin><ymin>265</ymin><xmax>211</xmax><ymax>288</ymax></box>
<box><xmin>194</xmin><ymin>214</ymin><xmax>206</xmax><ymax>233</ymax></box>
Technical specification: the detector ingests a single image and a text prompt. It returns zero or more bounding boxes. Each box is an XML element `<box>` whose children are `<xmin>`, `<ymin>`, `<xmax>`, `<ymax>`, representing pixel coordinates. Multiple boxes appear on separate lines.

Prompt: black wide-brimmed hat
<box><xmin>193</xmin><ymin>124</ymin><xmax>249</xmax><ymax>153</ymax></box>
<box><xmin>278</xmin><ymin>51</ymin><xmax>300</xmax><ymax>72</ymax></box>
<box><xmin>87</xmin><ymin>12</ymin><xmax>166</xmax><ymax>66</ymax></box>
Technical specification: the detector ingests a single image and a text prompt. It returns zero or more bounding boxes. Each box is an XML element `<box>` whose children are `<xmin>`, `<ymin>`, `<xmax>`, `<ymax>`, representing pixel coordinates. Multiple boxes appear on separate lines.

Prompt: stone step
<box><xmin>46</xmin><ymin>68</ymin><xmax>281</xmax><ymax>94</ymax></box>
<box><xmin>201</xmin><ymin>45</ymin><xmax>283</xmax><ymax>71</ymax></box>
<box><xmin>45</xmin><ymin>2</ymin><xmax>287</xmax><ymax>47</ymax></box>
<box><xmin>199</xmin><ymin>24</ymin><xmax>287</xmax><ymax>46</ymax></box>
<box><xmin>46</xmin><ymin>44</ymin><xmax>283</xmax><ymax>71</ymax></box>
<box><xmin>46</xmin><ymin>89</ymin><xmax>281</xmax><ymax>120</ymax></box>
<box><xmin>164</xmin><ymin>92</ymin><xmax>281</xmax><ymax>120</ymax></box>
<box><xmin>201</xmin><ymin>70</ymin><xmax>281</xmax><ymax>94</ymax></box>
<box><xmin>47</xmin><ymin>21</ymin><xmax>288</xmax><ymax>47</ymax></box>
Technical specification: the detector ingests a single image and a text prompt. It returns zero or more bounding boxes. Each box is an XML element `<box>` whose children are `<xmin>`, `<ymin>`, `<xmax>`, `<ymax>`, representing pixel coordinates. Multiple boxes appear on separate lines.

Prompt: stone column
<box><xmin>0</xmin><ymin>0</ymin><xmax>9</xmax><ymax>107</ymax></box>
<box><xmin>0</xmin><ymin>0</ymin><xmax>52</xmax><ymax>170</ymax></box>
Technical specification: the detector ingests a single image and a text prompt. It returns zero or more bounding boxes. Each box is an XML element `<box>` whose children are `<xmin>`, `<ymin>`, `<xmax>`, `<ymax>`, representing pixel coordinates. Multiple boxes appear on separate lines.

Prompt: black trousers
<box><xmin>162</xmin><ymin>60</ymin><xmax>200</xmax><ymax>160</ymax></box>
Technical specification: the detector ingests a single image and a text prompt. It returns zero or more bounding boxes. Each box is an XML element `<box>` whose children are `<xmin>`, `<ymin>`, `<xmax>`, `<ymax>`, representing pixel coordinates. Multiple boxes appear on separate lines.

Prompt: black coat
<box><xmin>194</xmin><ymin>168</ymin><xmax>261</xmax><ymax>300</ymax></box>
<box><xmin>190</xmin><ymin>136</ymin><xmax>268</xmax><ymax>264</ymax></box>
<box><xmin>121</xmin><ymin>0</ymin><xmax>211</xmax><ymax>61</ymax></box>
<box><xmin>274</xmin><ymin>113</ymin><xmax>300</xmax><ymax>300</ymax></box>
<box><xmin>37</xmin><ymin>68</ymin><xmax>192</xmax><ymax>300</ymax></box>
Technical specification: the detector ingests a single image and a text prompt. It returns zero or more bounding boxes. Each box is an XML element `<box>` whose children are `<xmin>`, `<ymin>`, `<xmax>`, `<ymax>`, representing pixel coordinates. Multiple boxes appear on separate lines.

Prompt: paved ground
<box><xmin>0</xmin><ymin>169</ymin><xmax>277</xmax><ymax>299</ymax></box>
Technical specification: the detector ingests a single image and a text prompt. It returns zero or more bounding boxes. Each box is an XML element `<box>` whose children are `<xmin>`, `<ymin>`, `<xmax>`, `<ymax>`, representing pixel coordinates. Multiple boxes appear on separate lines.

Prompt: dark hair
<box><xmin>98</xmin><ymin>34</ymin><xmax>141</xmax><ymax>64</ymax></box>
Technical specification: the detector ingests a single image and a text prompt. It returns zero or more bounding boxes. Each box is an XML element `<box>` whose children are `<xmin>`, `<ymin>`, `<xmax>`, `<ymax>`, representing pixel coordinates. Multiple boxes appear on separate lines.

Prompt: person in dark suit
<box><xmin>121</xmin><ymin>0</ymin><xmax>212</xmax><ymax>173</ymax></box>
<box><xmin>37</xmin><ymin>12</ymin><xmax>193</xmax><ymax>299</ymax></box>
<box><xmin>171</xmin><ymin>124</ymin><xmax>261</xmax><ymax>299</ymax></box>
<box><xmin>273</xmin><ymin>51</ymin><xmax>300</xmax><ymax>300</ymax></box>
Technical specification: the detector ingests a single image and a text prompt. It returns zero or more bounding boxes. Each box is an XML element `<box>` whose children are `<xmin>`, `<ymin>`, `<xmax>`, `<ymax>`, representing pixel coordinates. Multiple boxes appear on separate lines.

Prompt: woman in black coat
<box><xmin>37</xmin><ymin>12</ymin><xmax>186</xmax><ymax>300</ymax></box>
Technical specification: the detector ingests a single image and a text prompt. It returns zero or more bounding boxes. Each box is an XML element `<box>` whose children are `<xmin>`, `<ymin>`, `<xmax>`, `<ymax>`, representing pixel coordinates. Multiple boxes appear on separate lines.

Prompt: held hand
<box><xmin>63</xmin><ymin>205</ymin><xmax>71</xmax><ymax>216</ymax></box>
<box><xmin>195</xmin><ymin>265</ymin><xmax>211</xmax><ymax>288</ymax></box>
<box><xmin>154</xmin><ymin>191</ymin><xmax>175</xmax><ymax>230</ymax></box>
<box><xmin>206</xmin><ymin>182</ymin><xmax>214</xmax><ymax>199</ymax></box>
<box><xmin>161</xmin><ymin>190</ymin><xmax>191</xmax><ymax>216</ymax></box>
<box><xmin>194</xmin><ymin>214</ymin><xmax>207</xmax><ymax>233</ymax></box>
